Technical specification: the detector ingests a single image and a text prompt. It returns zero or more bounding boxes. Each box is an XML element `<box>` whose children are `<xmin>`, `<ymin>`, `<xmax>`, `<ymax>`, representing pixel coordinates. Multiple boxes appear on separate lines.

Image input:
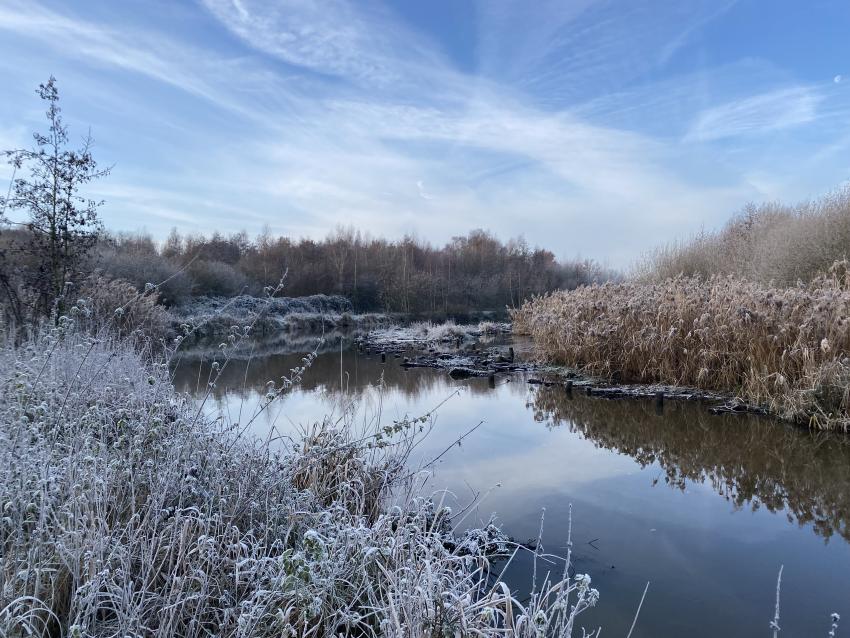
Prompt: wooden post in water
<box><xmin>655</xmin><ymin>390</ymin><xmax>665</xmax><ymax>414</ymax></box>
<box><xmin>381</xmin><ymin>352</ymin><xmax>386</xmax><ymax>363</ymax></box>
<box><xmin>508</xmin><ymin>346</ymin><xmax>515</xmax><ymax>361</ymax></box>
<box><xmin>488</xmin><ymin>373</ymin><xmax>496</xmax><ymax>388</ymax></box>
<box><xmin>565</xmin><ymin>380</ymin><xmax>573</xmax><ymax>393</ymax></box>
<box><xmin>586</xmin><ymin>386</ymin><xmax>593</xmax><ymax>396</ymax></box>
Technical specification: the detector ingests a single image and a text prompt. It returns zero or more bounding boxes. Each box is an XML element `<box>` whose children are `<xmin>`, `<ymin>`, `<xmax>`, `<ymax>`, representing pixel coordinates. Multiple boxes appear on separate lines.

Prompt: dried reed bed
<box><xmin>513</xmin><ymin>261</ymin><xmax>850</xmax><ymax>429</ymax></box>
<box><xmin>635</xmin><ymin>186</ymin><xmax>850</xmax><ymax>285</ymax></box>
<box><xmin>0</xmin><ymin>315</ymin><xmax>600</xmax><ymax>637</ymax></box>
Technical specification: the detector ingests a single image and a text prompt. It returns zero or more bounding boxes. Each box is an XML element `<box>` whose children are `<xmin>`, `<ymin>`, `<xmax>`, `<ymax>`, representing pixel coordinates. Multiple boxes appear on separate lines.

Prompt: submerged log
<box><xmin>449</xmin><ymin>367</ymin><xmax>490</xmax><ymax>380</ymax></box>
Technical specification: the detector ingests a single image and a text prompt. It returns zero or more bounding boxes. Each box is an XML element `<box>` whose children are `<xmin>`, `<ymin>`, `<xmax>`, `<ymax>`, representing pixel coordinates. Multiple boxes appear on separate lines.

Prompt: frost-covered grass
<box><xmin>364</xmin><ymin>321</ymin><xmax>512</xmax><ymax>351</ymax></box>
<box><xmin>410</xmin><ymin>320</ymin><xmax>470</xmax><ymax>342</ymax></box>
<box><xmin>477</xmin><ymin>321</ymin><xmax>511</xmax><ymax>336</ymax></box>
<box><xmin>0</xmin><ymin>316</ymin><xmax>601</xmax><ymax>637</ymax></box>
<box><xmin>513</xmin><ymin>260</ymin><xmax>850</xmax><ymax>430</ymax></box>
<box><xmin>177</xmin><ymin>294</ymin><xmax>355</xmax><ymax>318</ymax></box>
<box><xmin>171</xmin><ymin>294</ymin><xmax>389</xmax><ymax>341</ymax></box>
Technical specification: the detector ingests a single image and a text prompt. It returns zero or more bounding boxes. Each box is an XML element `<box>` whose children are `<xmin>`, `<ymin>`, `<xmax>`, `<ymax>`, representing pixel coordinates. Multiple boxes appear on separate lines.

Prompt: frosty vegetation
<box><xmin>636</xmin><ymin>187</ymin><xmax>850</xmax><ymax>286</ymax></box>
<box><xmin>362</xmin><ymin>320</ymin><xmax>512</xmax><ymax>351</ymax></box>
<box><xmin>514</xmin><ymin>260</ymin><xmax>850</xmax><ymax>430</ymax></box>
<box><xmin>179</xmin><ymin>294</ymin><xmax>355</xmax><ymax>318</ymax></box>
<box><xmin>171</xmin><ymin>294</ymin><xmax>389</xmax><ymax>341</ymax></box>
<box><xmin>0</xmin><ymin>309</ymin><xmax>604</xmax><ymax>637</ymax></box>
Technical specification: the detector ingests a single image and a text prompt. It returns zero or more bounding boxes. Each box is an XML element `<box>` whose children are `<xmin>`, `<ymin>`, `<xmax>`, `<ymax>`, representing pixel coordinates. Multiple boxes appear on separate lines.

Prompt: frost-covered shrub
<box><xmin>171</xmin><ymin>294</ymin><xmax>383</xmax><ymax>340</ymax></box>
<box><xmin>0</xmin><ymin>324</ymin><xmax>598</xmax><ymax>637</ymax></box>
<box><xmin>177</xmin><ymin>293</ymin><xmax>354</xmax><ymax>318</ymax></box>
<box><xmin>282</xmin><ymin>311</ymin><xmax>388</xmax><ymax>333</ymax></box>
<box><xmin>364</xmin><ymin>321</ymin><xmax>511</xmax><ymax>351</ymax></box>
<box><xmin>97</xmin><ymin>249</ymin><xmax>193</xmax><ymax>306</ymax></box>
<box><xmin>78</xmin><ymin>274</ymin><xmax>170</xmax><ymax>336</ymax></box>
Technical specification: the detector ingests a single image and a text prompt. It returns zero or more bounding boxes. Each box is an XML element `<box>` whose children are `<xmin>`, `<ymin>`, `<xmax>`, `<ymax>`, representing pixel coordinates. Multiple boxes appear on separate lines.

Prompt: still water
<box><xmin>173</xmin><ymin>336</ymin><xmax>850</xmax><ymax>637</ymax></box>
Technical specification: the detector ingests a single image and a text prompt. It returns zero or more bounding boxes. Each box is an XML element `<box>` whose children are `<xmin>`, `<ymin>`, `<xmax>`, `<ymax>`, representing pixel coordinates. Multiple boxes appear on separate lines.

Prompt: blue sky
<box><xmin>1</xmin><ymin>0</ymin><xmax>848</xmax><ymax>266</ymax></box>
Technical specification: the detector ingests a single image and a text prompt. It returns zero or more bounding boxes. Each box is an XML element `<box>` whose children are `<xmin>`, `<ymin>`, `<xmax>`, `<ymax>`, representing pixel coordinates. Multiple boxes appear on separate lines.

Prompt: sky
<box><xmin>0</xmin><ymin>0</ymin><xmax>849</xmax><ymax>267</ymax></box>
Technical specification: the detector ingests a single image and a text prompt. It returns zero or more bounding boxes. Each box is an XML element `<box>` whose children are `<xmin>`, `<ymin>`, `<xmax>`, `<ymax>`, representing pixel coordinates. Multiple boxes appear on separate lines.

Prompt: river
<box><xmin>173</xmin><ymin>334</ymin><xmax>850</xmax><ymax>637</ymax></box>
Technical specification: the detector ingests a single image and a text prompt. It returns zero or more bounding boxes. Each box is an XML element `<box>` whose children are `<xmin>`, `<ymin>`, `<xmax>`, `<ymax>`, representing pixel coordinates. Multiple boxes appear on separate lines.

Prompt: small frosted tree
<box><xmin>1</xmin><ymin>76</ymin><xmax>109</xmax><ymax>317</ymax></box>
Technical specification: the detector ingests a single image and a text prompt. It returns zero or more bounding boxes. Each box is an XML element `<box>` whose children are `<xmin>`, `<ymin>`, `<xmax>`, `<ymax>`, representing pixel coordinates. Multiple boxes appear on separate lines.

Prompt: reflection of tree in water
<box><xmin>531</xmin><ymin>386</ymin><xmax>850</xmax><ymax>542</ymax></box>
<box><xmin>175</xmin><ymin>331</ymin><xmax>366</xmax><ymax>362</ymax></box>
<box><xmin>173</xmin><ymin>346</ymin><xmax>524</xmax><ymax>403</ymax></box>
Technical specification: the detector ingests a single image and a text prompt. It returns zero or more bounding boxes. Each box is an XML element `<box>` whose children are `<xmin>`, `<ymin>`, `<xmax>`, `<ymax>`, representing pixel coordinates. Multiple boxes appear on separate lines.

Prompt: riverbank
<box><xmin>356</xmin><ymin>322</ymin><xmax>773</xmax><ymax>413</ymax></box>
<box><xmin>0</xmin><ymin>322</ymin><xmax>599</xmax><ymax>637</ymax></box>
<box><xmin>512</xmin><ymin>260</ymin><xmax>850</xmax><ymax>430</ymax></box>
<box><xmin>170</xmin><ymin>293</ymin><xmax>391</xmax><ymax>341</ymax></box>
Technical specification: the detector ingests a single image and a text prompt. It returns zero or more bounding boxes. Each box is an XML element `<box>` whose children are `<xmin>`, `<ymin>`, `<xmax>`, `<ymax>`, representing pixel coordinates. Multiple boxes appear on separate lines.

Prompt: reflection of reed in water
<box><xmin>531</xmin><ymin>385</ymin><xmax>850</xmax><ymax>542</ymax></box>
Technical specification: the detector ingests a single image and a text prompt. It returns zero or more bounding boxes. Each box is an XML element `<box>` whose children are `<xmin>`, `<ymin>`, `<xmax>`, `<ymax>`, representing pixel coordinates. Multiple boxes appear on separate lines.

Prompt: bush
<box><xmin>187</xmin><ymin>259</ymin><xmax>250</xmax><ymax>297</ymax></box>
<box><xmin>77</xmin><ymin>274</ymin><xmax>170</xmax><ymax>337</ymax></box>
<box><xmin>97</xmin><ymin>249</ymin><xmax>193</xmax><ymax>306</ymax></box>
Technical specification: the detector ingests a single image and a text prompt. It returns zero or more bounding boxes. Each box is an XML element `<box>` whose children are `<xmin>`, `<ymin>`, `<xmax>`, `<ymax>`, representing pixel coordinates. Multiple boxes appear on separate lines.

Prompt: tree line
<box><xmin>0</xmin><ymin>77</ymin><xmax>614</xmax><ymax>326</ymax></box>
<box><xmin>96</xmin><ymin>227</ymin><xmax>615</xmax><ymax>314</ymax></box>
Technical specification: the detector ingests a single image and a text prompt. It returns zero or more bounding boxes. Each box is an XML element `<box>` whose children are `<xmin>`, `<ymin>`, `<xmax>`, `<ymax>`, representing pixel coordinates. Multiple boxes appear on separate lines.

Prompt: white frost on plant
<box><xmin>0</xmin><ymin>321</ymin><xmax>599</xmax><ymax>637</ymax></box>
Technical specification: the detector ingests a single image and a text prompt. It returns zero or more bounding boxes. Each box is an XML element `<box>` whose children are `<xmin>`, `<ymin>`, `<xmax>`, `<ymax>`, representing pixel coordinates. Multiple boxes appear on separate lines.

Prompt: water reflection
<box><xmin>173</xmin><ymin>337</ymin><xmax>516</xmax><ymax>402</ymax></box>
<box><xmin>531</xmin><ymin>385</ymin><xmax>850</xmax><ymax>542</ymax></box>
<box><xmin>174</xmin><ymin>339</ymin><xmax>850</xmax><ymax>636</ymax></box>
<box><xmin>174</xmin><ymin>342</ymin><xmax>850</xmax><ymax>544</ymax></box>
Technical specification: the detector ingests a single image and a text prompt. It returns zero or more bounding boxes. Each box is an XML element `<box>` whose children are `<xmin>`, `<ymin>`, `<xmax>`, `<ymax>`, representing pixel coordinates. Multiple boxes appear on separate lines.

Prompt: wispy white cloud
<box><xmin>474</xmin><ymin>0</ymin><xmax>739</xmax><ymax>107</ymax></box>
<box><xmin>201</xmin><ymin>0</ymin><xmax>396</xmax><ymax>83</ymax></box>
<box><xmin>685</xmin><ymin>87</ymin><xmax>822</xmax><ymax>142</ymax></box>
<box><xmin>656</xmin><ymin>0</ymin><xmax>738</xmax><ymax>66</ymax></box>
<box><xmin>198</xmin><ymin>0</ymin><xmax>457</xmax><ymax>94</ymax></box>
<box><xmin>0</xmin><ymin>0</ymin><xmax>840</xmax><ymax>266</ymax></box>
<box><xmin>416</xmin><ymin>180</ymin><xmax>433</xmax><ymax>200</ymax></box>
<box><xmin>0</xmin><ymin>0</ymin><xmax>303</xmax><ymax>125</ymax></box>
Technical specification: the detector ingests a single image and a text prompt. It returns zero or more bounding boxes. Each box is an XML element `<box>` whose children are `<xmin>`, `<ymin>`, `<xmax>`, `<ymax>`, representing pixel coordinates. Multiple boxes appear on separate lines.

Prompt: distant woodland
<box><xmin>89</xmin><ymin>227</ymin><xmax>615</xmax><ymax>313</ymax></box>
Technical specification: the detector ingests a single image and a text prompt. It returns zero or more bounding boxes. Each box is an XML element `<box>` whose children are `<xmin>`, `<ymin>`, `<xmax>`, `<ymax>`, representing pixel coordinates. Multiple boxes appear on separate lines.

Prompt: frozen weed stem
<box><xmin>0</xmin><ymin>320</ymin><xmax>597</xmax><ymax>637</ymax></box>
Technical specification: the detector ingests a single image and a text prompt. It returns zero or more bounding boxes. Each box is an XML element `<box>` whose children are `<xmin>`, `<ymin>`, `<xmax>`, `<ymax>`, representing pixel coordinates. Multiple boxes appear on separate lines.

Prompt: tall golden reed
<box><xmin>513</xmin><ymin>261</ymin><xmax>850</xmax><ymax>430</ymax></box>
